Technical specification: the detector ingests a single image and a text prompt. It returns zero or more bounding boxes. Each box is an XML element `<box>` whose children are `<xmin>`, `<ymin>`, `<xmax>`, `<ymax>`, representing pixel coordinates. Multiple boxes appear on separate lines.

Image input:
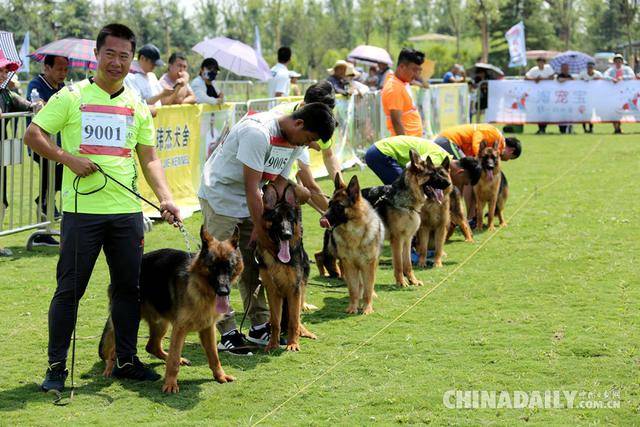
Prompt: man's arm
<box><xmin>390</xmin><ymin>110</ymin><xmax>405</xmax><ymax>135</ymax></box>
<box><xmin>181</xmin><ymin>85</ymin><xmax>197</xmax><ymax>104</ymax></box>
<box><xmin>243</xmin><ymin>165</ymin><xmax>275</xmax><ymax>252</ymax></box>
<box><xmin>295</xmin><ymin>161</ymin><xmax>328</xmax><ymax>212</ymax></box>
<box><xmin>322</xmin><ymin>146</ymin><xmax>340</xmax><ymax>180</ymax></box>
<box><xmin>136</xmin><ymin>144</ymin><xmax>181</xmax><ymax>224</ymax></box>
<box><xmin>147</xmin><ymin>86</ymin><xmax>173</xmax><ymax>106</ymax></box>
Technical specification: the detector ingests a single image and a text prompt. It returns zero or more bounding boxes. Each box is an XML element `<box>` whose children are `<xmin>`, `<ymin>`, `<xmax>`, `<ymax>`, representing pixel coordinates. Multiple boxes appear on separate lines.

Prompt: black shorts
<box><xmin>433</xmin><ymin>136</ymin><xmax>463</xmax><ymax>160</ymax></box>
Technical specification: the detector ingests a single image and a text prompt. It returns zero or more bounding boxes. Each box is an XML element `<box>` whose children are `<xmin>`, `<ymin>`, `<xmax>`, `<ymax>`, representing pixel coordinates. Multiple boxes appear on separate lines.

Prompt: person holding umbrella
<box><xmin>604</xmin><ymin>53</ymin><xmax>635</xmax><ymax>134</ymax></box>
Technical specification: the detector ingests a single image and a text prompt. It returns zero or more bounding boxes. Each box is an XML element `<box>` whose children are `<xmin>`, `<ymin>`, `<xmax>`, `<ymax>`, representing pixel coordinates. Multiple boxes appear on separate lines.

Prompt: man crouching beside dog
<box><xmin>198</xmin><ymin>102</ymin><xmax>336</xmax><ymax>355</ymax></box>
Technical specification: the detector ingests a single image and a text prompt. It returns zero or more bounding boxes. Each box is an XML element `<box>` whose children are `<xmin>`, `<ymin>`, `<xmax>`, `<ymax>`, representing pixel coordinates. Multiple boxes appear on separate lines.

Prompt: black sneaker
<box><xmin>41</xmin><ymin>362</ymin><xmax>68</xmax><ymax>392</ymax></box>
<box><xmin>247</xmin><ymin>323</ymin><xmax>287</xmax><ymax>346</ymax></box>
<box><xmin>111</xmin><ymin>356</ymin><xmax>161</xmax><ymax>381</ymax></box>
<box><xmin>217</xmin><ymin>330</ymin><xmax>253</xmax><ymax>356</ymax></box>
<box><xmin>32</xmin><ymin>235</ymin><xmax>59</xmax><ymax>247</ymax></box>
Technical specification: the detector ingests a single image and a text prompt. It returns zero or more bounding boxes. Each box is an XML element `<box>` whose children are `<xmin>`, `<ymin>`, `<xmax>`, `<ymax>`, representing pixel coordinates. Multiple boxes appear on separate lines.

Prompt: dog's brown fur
<box><xmin>362</xmin><ymin>149</ymin><xmax>431</xmax><ymax>287</ymax></box>
<box><xmin>417</xmin><ymin>157</ymin><xmax>452</xmax><ymax>268</ymax></box>
<box><xmin>259</xmin><ymin>184</ymin><xmax>315</xmax><ymax>352</ymax></box>
<box><xmin>447</xmin><ymin>186</ymin><xmax>474</xmax><ymax>243</ymax></box>
<box><xmin>99</xmin><ymin>227</ymin><xmax>243</xmax><ymax>393</ymax></box>
<box><xmin>474</xmin><ymin>140</ymin><xmax>504</xmax><ymax>231</ymax></box>
<box><xmin>323</xmin><ymin>174</ymin><xmax>384</xmax><ymax>314</ymax></box>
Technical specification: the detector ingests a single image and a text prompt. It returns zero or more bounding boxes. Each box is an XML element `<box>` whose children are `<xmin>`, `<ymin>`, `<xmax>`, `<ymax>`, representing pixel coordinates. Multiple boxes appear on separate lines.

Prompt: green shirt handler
<box><xmin>269</xmin><ymin>81</ymin><xmax>340</xmax><ymax>213</ymax></box>
<box><xmin>24</xmin><ymin>23</ymin><xmax>181</xmax><ymax>393</ymax></box>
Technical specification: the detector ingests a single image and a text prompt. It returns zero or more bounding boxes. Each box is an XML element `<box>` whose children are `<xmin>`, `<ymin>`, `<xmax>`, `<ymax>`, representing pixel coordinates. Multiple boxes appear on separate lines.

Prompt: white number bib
<box><xmin>262</xmin><ymin>137</ymin><xmax>295</xmax><ymax>181</ymax></box>
<box><xmin>80</xmin><ymin>105</ymin><xmax>134</xmax><ymax>157</ymax></box>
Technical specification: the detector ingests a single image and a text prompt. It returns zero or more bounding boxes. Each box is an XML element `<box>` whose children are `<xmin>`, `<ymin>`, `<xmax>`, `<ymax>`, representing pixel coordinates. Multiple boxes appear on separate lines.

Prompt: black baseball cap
<box><xmin>138</xmin><ymin>44</ymin><xmax>164</xmax><ymax>66</ymax></box>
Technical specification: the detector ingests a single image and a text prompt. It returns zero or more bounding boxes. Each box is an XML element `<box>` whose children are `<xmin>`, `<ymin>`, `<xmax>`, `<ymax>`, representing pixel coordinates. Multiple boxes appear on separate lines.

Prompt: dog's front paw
<box><xmin>162</xmin><ymin>379</ymin><xmax>179</xmax><ymax>393</ymax></box>
<box><xmin>500</xmin><ymin>221</ymin><xmax>508</xmax><ymax>227</ymax></box>
<box><xmin>213</xmin><ymin>369</ymin><xmax>235</xmax><ymax>384</ymax></box>
<box><xmin>417</xmin><ymin>256</ymin><xmax>428</xmax><ymax>268</ymax></box>
<box><xmin>285</xmin><ymin>342</ymin><xmax>300</xmax><ymax>352</ymax></box>
<box><xmin>362</xmin><ymin>305</ymin><xmax>374</xmax><ymax>315</ymax></box>
<box><xmin>433</xmin><ymin>259</ymin><xmax>443</xmax><ymax>268</ymax></box>
<box><xmin>488</xmin><ymin>225</ymin><xmax>496</xmax><ymax>232</ymax></box>
<box><xmin>264</xmin><ymin>341</ymin><xmax>280</xmax><ymax>353</ymax></box>
<box><xmin>408</xmin><ymin>276</ymin><xmax>423</xmax><ymax>286</ymax></box>
<box><xmin>345</xmin><ymin>304</ymin><xmax>358</xmax><ymax>314</ymax></box>
<box><xmin>396</xmin><ymin>277</ymin><xmax>410</xmax><ymax>287</ymax></box>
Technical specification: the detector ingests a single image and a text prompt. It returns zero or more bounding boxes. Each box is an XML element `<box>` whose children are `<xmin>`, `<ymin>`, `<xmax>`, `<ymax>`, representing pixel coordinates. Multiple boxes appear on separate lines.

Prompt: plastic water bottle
<box><xmin>30</xmin><ymin>88</ymin><xmax>40</xmax><ymax>103</ymax></box>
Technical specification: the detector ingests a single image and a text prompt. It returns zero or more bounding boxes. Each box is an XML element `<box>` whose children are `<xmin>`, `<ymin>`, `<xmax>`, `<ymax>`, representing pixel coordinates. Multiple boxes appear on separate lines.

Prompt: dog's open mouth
<box><xmin>486</xmin><ymin>169</ymin><xmax>494</xmax><ymax>181</ymax></box>
<box><xmin>278</xmin><ymin>239</ymin><xmax>291</xmax><ymax>263</ymax></box>
<box><xmin>215</xmin><ymin>294</ymin><xmax>230</xmax><ymax>313</ymax></box>
<box><xmin>423</xmin><ymin>185</ymin><xmax>445</xmax><ymax>204</ymax></box>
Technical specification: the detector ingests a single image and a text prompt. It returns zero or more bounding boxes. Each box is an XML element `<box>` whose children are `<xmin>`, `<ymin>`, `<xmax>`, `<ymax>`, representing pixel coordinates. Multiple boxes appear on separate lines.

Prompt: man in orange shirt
<box><xmin>381</xmin><ymin>48</ymin><xmax>425</xmax><ymax>136</ymax></box>
<box><xmin>434</xmin><ymin>123</ymin><xmax>521</xmax><ymax>161</ymax></box>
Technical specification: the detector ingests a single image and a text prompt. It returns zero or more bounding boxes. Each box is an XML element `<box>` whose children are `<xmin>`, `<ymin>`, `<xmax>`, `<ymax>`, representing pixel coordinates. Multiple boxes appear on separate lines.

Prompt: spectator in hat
<box><xmin>125</xmin><ymin>44</ymin><xmax>172</xmax><ymax>109</ymax></box>
<box><xmin>268</xmin><ymin>46</ymin><xmax>292</xmax><ymax>98</ymax></box>
<box><xmin>605</xmin><ymin>53</ymin><xmax>635</xmax><ymax>134</ymax></box>
<box><xmin>326</xmin><ymin>60</ymin><xmax>352</xmax><ymax>96</ymax></box>
<box><xmin>160</xmin><ymin>52</ymin><xmax>196</xmax><ymax>105</ymax></box>
<box><xmin>26</xmin><ymin>54</ymin><xmax>69</xmax><ymax>246</ymax></box>
<box><xmin>191</xmin><ymin>57</ymin><xmax>224</xmax><ymax>105</ymax></box>
<box><xmin>442</xmin><ymin>64</ymin><xmax>465</xmax><ymax>83</ymax></box>
<box><xmin>525</xmin><ymin>57</ymin><xmax>556</xmax><ymax>134</ymax></box>
<box><xmin>0</xmin><ymin>50</ymin><xmax>39</xmax><ymax>257</ymax></box>
<box><xmin>578</xmin><ymin>62</ymin><xmax>602</xmax><ymax>133</ymax></box>
<box><xmin>289</xmin><ymin>70</ymin><xmax>302</xmax><ymax>96</ymax></box>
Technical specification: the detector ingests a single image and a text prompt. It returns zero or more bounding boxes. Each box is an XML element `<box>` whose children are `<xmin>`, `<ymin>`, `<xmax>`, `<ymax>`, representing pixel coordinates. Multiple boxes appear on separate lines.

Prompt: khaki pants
<box><xmin>199</xmin><ymin>198</ymin><xmax>269</xmax><ymax>334</ymax></box>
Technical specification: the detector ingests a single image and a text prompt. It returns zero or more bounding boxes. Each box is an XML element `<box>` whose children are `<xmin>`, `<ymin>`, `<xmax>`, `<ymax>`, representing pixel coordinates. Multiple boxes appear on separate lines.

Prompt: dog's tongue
<box><xmin>435</xmin><ymin>189</ymin><xmax>444</xmax><ymax>204</ymax></box>
<box><xmin>278</xmin><ymin>240</ymin><xmax>291</xmax><ymax>263</ymax></box>
<box><xmin>487</xmin><ymin>169</ymin><xmax>494</xmax><ymax>181</ymax></box>
<box><xmin>320</xmin><ymin>217</ymin><xmax>331</xmax><ymax>229</ymax></box>
<box><xmin>215</xmin><ymin>295</ymin><xmax>229</xmax><ymax>314</ymax></box>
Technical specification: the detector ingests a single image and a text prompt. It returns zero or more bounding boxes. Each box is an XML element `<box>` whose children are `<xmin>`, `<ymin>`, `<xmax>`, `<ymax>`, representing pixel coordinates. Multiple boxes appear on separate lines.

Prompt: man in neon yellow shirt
<box><xmin>270</xmin><ymin>80</ymin><xmax>339</xmax><ymax>211</ymax></box>
<box><xmin>364</xmin><ymin>135</ymin><xmax>481</xmax><ymax>188</ymax></box>
<box><xmin>25</xmin><ymin>24</ymin><xmax>181</xmax><ymax>392</ymax></box>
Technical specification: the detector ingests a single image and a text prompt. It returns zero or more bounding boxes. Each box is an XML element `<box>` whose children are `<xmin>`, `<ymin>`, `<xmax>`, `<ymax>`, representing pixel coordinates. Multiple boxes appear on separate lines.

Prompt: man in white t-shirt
<box><xmin>198</xmin><ymin>102</ymin><xmax>336</xmax><ymax>355</ymax></box>
<box><xmin>578</xmin><ymin>61</ymin><xmax>602</xmax><ymax>133</ymax></box>
<box><xmin>525</xmin><ymin>57</ymin><xmax>556</xmax><ymax>134</ymax></box>
<box><xmin>268</xmin><ymin>47</ymin><xmax>291</xmax><ymax>98</ymax></box>
<box><xmin>124</xmin><ymin>44</ymin><xmax>173</xmax><ymax>111</ymax></box>
<box><xmin>604</xmin><ymin>53</ymin><xmax>635</xmax><ymax>134</ymax></box>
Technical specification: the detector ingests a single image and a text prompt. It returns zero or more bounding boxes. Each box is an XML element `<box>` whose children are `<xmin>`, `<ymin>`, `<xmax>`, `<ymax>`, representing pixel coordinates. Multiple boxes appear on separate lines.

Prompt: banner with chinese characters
<box><xmin>487</xmin><ymin>80</ymin><xmax>640</xmax><ymax>123</ymax></box>
<box><xmin>137</xmin><ymin>103</ymin><xmax>235</xmax><ymax>218</ymax></box>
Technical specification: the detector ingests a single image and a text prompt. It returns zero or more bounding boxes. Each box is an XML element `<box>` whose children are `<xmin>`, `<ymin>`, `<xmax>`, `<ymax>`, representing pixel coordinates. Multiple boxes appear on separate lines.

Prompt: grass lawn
<box><xmin>0</xmin><ymin>125</ymin><xmax>638</xmax><ymax>425</ymax></box>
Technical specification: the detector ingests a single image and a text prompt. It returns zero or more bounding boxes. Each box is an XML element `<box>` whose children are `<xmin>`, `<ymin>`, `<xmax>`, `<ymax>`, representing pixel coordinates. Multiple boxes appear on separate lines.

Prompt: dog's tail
<box><xmin>98</xmin><ymin>316</ymin><xmax>114</xmax><ymax>361</ymax></box>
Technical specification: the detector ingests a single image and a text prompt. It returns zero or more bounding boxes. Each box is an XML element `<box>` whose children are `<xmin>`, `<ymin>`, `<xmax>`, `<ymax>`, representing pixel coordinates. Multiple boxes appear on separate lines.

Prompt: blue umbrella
<box><xmin>550</xmin><ymin>51</ymin><xmax>595</xmax><ymax>74</ymax></box>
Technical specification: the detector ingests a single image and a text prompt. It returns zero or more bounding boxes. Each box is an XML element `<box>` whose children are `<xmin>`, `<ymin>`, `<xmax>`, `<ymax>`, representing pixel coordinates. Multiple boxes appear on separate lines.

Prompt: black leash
<box><xmin>53</xmin><ymin>164</ymin><xmax>184</xmax><ymax>406</ymax></box>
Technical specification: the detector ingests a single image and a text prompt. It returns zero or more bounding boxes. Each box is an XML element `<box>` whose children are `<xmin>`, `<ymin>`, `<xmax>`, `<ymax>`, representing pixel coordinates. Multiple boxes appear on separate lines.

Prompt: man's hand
<box><xmin>160</xmin><ymin>200</ymin><xmax>181</xmax><ymax>226</ymax></box>
<box><xmin>161</xmin><ymin>86</ymin><xmax>175</xmax><ymax>96</ymax></box>
<box><xmin>66</xmin><ymin>156</ymin><xmax>98</xmax><ymax>177</ymax></box>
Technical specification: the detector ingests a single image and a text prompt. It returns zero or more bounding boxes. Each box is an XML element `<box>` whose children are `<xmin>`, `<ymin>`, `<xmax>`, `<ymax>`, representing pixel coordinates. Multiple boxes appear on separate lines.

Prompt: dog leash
<box><xmin>51</xmin><ymin>164</ymin><xmax>188</xmax><ymax>406</ymax></box>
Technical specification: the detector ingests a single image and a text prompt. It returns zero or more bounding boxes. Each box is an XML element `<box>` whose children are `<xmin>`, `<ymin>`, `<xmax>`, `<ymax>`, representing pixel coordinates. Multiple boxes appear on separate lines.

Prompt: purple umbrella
<box><xmin>550</xmin><ymin>51</ymin><xmax>595</xmax><ymax>74</ymax></box>
<box><xmin>348</xmin><ymin>45</ymin><xmax>393</xmax><ymax>65</ymax></box>
<box><xmin>192</xmin><ymin>37</ymin><xmax>271</xmax><ymax>81</ymax></box>
<box><xmin>31</xmin><ymin>38</ymin><xmax>97</xmax><ymax>70</ymax></box>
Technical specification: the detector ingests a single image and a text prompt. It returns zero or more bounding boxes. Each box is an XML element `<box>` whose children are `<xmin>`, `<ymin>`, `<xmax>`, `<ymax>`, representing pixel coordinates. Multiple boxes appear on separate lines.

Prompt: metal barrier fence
<box><xmin>0</xmin><ymin>112</ymin><xmax>59</xmax><ymax>248</ymax></box>
<box><xmin>217</xmin><ymin>79</ymin><xmax>317</xmax><ymax>102</ymax></box>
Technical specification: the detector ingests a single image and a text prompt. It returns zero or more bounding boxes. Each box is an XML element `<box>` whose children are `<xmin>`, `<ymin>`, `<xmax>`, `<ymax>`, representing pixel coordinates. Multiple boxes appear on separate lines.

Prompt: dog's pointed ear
<box><xmin>347</xmin><ymin>175</ymin><xmax>360</xmax><ymax>202</ymax></box>
<box><xmin>409</xmin><ymin>149</ymin><xmax>424</xmax><ymax>171</ymax></box>
<box><xmin>228</xmin><ymin>225</ymin><xmax>240</xmax><ymax>249</ymax></box>
<box><xmin>425</xmin><ymin>155</ymin><xmax>435</xmax><ymax>169</ymax></box>
<box><xmin>283</xmin><ymin>184</ymin><xmax>296</xmax><ymax>206</ymax></box>
<box><xmin>200</xmin><ymin>224</ymin><xmax>212</xmax><ymax>253</ymax></box>
<box><xmin>334</xmin><ymin>172</ymin><xmax>346</xmax><ymax>190</ymax></box>
<box><xmin>441</xmin><ymin>156</ymin><xmax>450</xmax><ymax>171</ymax></box>
<box><xmin>262</xmin><ymin>184</ymin><xmax>278</xmax><ymax>210</ymax></box>
<box><xmin>479</xmin><ymin>140</ymin><xmax>487</xmax><ymax>153</ymax></box>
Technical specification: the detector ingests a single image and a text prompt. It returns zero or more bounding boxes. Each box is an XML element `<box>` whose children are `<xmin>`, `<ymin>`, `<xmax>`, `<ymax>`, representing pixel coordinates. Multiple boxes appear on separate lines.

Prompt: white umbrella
<box><xmin>192</xmin><ymin>37</ymin><xmax>271</xmax><ymax>81</ymax></box>
<box><xmin>348</xmin><ymin>45</ymin><xmax>393</xmax><ymax>65</ymax></box>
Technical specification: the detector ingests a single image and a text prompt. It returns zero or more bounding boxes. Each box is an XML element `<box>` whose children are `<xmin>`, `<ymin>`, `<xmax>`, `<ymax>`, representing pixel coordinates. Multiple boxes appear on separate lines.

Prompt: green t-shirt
<box><xmin>374</xmin><ymin>135</ymin><xmax>452</xmax><ymax>167</ymax></box>
<box><xmin>33</xmin><ymin>79</ymin><xmax>155</xmax><ymax>214</ymax></box>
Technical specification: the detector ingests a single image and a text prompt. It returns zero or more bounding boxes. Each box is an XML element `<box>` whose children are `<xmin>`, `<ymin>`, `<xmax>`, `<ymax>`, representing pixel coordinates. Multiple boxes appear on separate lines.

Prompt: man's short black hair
<box><xmin>397</xmin><ymin>48</ymin><xmax>425</xmax><ymax>66</ymax></box>
<box><xmin>96</xmin><ymin>23</ymin><xmax>136</xmax><ymax>53</ymax></box>
<box><xmin>459</xmin><ymin>156</ymin><xmax>482</xmax><ymax>185</ymax></box>
<box><xmin>278</xmin><ymin>47</ymin><xmax>292</xmax><ymax>63</ymax></box>
<box><xmin>201</xmin><ymin>58</ymin><xmax>219</xmax><ymax>70</ymax></box>
<box><xmin>43</xmin><ymin>55</ymin><xmax>67</xmax><ymax>68</ymax></box>
<box><xmin>304</xmin><ymin>81</ymin><xmax>335</xmax><ymax>109</ymax></box>
<box><xmin>505</xmin><ymin>137</ymin><xmax>522</xmax><ymax>159</ymax></box>
<box><xmin>168</xmin><ymin>52</ymin><xmax>188</xmax><ymax>65</ymax></box>
<box><xmin>290</xmin><ymin>102</ymin><xmax>336</xmax><ymax>142</ymax></box>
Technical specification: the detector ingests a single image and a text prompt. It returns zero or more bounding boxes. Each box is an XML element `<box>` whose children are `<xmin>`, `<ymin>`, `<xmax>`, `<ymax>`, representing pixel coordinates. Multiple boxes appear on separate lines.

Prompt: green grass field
<box><xmin>0</xmin><ymin>125</ymin><xmax>638</xmax><ymax>425</ymax></box>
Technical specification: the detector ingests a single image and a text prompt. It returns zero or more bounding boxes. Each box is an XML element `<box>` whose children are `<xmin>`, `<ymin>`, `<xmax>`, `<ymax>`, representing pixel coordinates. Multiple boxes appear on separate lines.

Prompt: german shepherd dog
<box><xmin>258</xmin><ymin>184</ymin><xmax>316</xmax><ymax>352</ymax></box>
<box><xmin>314</xmin><ymin>231</ymin><xmax>342</xmax><ymax>279</ymax></box>
<box><xmin>474</xmin><ymin>141</ymin><xmax>505</xmax><ymax>231</ymax></box>
<box><xmin>361</xmin><ymin>149</ymin><xmax>431</xmax><ymax>287</ymax></box>
<box><xmin>446</xmin><ymin>186</ymin><xmax>475</xmax><ymax>243</ymax></box>
<box><xmin>99</xmin><ymin>226</ymin><xmax>242</xmax><ymax>393</ymax></box>
<box><xmin>320</xmin><ymin>173</ymin><xmax>385</xmax><ymax>314</ymax></box>
<box><xmin>416</xmin><ymin>156</ymin><xmax>453</xmax><ymax>268</ymax></box>
<box><xmin>494</xmin><ymin>171</ymin><xmax>509</xmax><ymax>226</ymax></box>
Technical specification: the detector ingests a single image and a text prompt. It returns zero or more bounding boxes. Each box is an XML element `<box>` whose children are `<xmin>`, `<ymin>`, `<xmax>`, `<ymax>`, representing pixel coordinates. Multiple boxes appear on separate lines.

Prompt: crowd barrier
<box><xmin>217</xmin><ymin>79</ymin><xmax>318</xmax><ymax>102</ymax></box>
<box><xmin>0</xmin><ymin>112</ymin><xmax>59</xmax><ymax>248</ymax></box>
<box><xmin>1</xmin><ymin>82</ymin><xmax>472</xmax><ymax>240</ymax></box>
